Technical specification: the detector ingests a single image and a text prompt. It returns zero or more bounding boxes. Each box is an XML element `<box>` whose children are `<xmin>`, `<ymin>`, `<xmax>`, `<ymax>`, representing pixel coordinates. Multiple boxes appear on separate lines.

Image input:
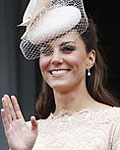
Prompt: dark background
<box><xmin>0</xmin><ymin>0</ymin><xmax>120</xmax><ymax>149</ymax></box>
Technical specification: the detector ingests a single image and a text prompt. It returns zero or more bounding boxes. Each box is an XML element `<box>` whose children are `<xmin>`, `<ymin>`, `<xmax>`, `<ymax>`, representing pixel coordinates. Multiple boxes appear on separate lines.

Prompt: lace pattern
<box><xmin>28</xmin><ymin>107</ymin><xmax>120</xmax><ymax>150</ymax></box>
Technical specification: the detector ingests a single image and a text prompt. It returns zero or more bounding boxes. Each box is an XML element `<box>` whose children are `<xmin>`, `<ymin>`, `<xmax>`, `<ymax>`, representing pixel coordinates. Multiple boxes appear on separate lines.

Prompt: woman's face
<box><xmin>39</xmin><ymin>31</ymin><xmax>95</xmax><ymax>92</ymax></box>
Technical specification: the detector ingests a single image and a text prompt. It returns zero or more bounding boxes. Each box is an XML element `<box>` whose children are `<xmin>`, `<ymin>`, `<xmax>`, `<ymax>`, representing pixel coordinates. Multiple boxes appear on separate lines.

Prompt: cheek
<box><xmin>66</xmin><ymin>53</ymin><xmax>87</xmax><ymax>69</ymax></box>
<box><xmin>39</xmin><ymin>57</ymin><xmax>49</xmax><ymax>74</ymax></box>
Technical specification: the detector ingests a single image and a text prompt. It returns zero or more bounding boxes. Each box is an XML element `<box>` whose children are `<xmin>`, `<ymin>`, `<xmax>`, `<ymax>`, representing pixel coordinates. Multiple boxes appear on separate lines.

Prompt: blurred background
<box><xmin>0</xmin><ymin>0</ymin><xmax>120</xmax><ymax>149</ymax></box>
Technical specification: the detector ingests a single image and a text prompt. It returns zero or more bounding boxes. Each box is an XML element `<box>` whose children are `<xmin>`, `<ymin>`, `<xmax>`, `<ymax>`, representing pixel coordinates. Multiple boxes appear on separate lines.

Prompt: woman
<box><xmin>1</xmin><ymin>0</ymin><xmax>120</xmax><ymax>150</ymax></box>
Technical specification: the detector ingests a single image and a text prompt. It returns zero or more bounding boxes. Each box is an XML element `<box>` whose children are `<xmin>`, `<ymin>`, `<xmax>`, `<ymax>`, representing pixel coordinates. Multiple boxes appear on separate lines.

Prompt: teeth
<box><xmin>51</xmin><ymin>70</ymin><xmax>68</xmax><ymax>75</ymax></box>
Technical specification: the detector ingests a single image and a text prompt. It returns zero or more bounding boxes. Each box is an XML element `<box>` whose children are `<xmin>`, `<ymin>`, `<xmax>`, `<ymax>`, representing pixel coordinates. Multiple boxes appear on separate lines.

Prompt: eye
<box><xmin>62</xmin><ymin>46</ymin><xmax>76</xmax><ymax>52</ymax></box>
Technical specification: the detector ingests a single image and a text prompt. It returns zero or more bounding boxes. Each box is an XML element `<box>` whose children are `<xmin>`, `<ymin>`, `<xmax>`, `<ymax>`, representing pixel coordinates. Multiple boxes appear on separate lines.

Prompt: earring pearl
<box><xmin>88</xmin><ymin>69</ymin><xmax>91</xmax><ymax>76</ymax></box>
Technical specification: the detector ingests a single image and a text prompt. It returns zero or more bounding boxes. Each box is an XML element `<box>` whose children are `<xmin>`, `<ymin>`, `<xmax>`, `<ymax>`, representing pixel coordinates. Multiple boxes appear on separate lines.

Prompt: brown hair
<box><xmin>36</xmin><ymin>19</ymin><xmax>120</xmax><ymax>119</ymax></box>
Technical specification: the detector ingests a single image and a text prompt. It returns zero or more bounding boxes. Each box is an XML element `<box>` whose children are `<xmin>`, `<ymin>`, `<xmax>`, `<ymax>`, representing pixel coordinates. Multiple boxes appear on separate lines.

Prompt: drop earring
<box><xmin>88</xmin><ymin>68</ymin><xmax>91</xmax><ymax>76</ymax></box>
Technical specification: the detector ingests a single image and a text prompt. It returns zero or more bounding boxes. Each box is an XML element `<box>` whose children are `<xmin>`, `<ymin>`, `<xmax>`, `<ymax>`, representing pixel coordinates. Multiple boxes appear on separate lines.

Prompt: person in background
<box><xmin>1</xmin><ymin>0</ymin><xmax>120</xmax><ymax>149</ymax></box>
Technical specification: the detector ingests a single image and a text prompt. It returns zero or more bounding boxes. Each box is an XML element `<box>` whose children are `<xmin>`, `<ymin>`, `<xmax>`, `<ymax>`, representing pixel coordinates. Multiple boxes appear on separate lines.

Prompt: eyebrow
<box><xmin>40</xmin><ymin>41</ymin><xmax>76</xmax><ymax>49</ymax></box>
<box><xmin>60</xmin><ymin>41</ymin><xmax>76</xmax><ymax>47</ymax></box>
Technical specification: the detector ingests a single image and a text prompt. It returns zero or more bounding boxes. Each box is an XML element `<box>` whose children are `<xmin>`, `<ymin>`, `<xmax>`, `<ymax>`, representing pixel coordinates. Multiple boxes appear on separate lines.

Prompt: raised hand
<box><xmin>1</xmin><ymin>95</ymin><xmax>38</xmax><ymax>150</ymax></box>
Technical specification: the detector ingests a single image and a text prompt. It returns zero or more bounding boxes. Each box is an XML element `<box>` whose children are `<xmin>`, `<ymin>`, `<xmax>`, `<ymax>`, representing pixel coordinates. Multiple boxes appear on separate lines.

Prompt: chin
<box><xmin>49</xmin><ymin>81</ymin><xmax>73</xmax><ymax>92</ymax></box>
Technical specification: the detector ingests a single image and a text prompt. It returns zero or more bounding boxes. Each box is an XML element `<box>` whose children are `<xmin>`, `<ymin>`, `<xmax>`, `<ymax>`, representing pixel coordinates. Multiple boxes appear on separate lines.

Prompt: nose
<box><xmin>50</xmin><ymin>50</ymin><xmax>63</xmax><ymax>65</ymax></box>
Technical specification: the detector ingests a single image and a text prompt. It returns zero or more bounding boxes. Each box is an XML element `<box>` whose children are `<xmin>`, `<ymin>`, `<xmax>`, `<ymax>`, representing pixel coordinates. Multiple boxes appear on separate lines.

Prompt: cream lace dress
<box><xmin>31</xmin><ymin>107</ymin><xmax>120</xmax><ymax>150</ymax></box>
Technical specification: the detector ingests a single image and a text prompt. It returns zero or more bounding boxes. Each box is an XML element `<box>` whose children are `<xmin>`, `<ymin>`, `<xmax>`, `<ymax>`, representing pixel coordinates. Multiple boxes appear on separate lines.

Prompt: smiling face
<box><xmin>39</xmin><ymin>31</ymin><xmax>95</xmax><ymax>93</ymax></box>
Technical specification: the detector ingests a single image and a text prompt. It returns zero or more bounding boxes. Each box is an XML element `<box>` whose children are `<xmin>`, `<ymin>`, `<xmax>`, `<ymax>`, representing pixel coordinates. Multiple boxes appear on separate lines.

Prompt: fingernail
<box><xmin>11</xmin><ymin>95</ymin><xmax>15</xmax><ymax>98</ymax></box>
<box><xmin>31</xmin><ymin>116</ymin><xmax>35</xmax><ymax>120</ymax></box>
<box><xmin>4</xmin><ymin>94</ymin><xmax>8</xmax><ymax>97</ymax></box>
<box><xmin>1</xmin><ymin>108</ymin><xmax>4</xmax><ymax>112</ymax></box>
<box><xmin>2</xmin><ymin>98</ymin><xmax>5</xmax><ymax>101</ymax></box>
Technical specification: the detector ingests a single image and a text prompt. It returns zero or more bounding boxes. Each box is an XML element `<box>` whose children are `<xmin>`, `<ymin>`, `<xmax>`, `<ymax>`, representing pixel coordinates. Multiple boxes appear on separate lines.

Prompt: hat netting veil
<box><xmin>19</xmin><ymin>0</ymin><xmax>88</xmax><ymax>60</ymax></box>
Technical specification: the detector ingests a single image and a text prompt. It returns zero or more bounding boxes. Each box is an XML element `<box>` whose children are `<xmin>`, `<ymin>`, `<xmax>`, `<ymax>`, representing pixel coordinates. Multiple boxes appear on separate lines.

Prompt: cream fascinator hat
<box><xmin>19</xmin><ymin>0</ymin><xmax>88</xmax><ymax>59</ymax></box>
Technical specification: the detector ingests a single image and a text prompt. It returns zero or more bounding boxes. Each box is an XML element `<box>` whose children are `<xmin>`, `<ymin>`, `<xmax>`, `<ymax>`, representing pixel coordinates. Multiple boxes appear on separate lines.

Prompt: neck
<box><xmin>53</xmin><ymin>81</ymin><xmax>96</xmax><ymax>116</ymax></box>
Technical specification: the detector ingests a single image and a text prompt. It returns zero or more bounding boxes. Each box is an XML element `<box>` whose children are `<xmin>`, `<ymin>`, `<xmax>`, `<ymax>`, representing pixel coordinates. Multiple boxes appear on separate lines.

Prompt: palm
<box><xmin>7</xmin><ymin>119</ymin><xmax>36</xmax><ymax>150</ymax></box>
<box><xmin>1</xmin><ymin>95</ymin><xmax>38</xmax><ymax>150</ymax></box>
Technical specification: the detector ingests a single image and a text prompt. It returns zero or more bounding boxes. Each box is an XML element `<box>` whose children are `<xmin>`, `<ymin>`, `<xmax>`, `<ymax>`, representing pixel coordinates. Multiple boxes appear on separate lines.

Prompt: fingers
<box><xmin>10</xmin><ymin>95</ymin><xmax>24</xmax><ymax>119</ymax></box>
<box><xmin>1</xmin><ymin>109</ymin><xmax>10</xmax><ymax>132</ymax></box>
<box><xmin>1</xmin><ymin>108</ymin><xmax>11</xmax><ymax>146</ymax></box>
<box><xmin>1</xmin><ymin>94</ymin><xmax>24</xmax><ymax>122</ymax></box>
<box><xmin>30</xmin><ymin>116</ymin><xmax>38</xmax><ymax>135</ymax></box>
<box><xmin>2</xmin><ymin>95</ymin><xmax>14</xmax><ymax>123</ymax></box>
<box><xmin>4</xmin><ymin>95</ymin><xmax>17</xmax><ymax>120</ymax></box>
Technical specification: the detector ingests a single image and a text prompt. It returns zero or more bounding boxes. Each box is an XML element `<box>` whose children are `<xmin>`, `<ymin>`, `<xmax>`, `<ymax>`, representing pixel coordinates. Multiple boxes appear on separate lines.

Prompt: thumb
<box><xmin>30</xmin><ymin>116</ymin><xmax>38</xmax><ymax>135</ymax></box>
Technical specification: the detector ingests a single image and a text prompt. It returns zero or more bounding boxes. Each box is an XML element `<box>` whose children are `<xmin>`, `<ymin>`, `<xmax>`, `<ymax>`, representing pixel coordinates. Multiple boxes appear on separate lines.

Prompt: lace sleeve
<box><xmin>111</xmin><ymin>120</ymin><xmax>120</xmax><ymax>150</ymax></box>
